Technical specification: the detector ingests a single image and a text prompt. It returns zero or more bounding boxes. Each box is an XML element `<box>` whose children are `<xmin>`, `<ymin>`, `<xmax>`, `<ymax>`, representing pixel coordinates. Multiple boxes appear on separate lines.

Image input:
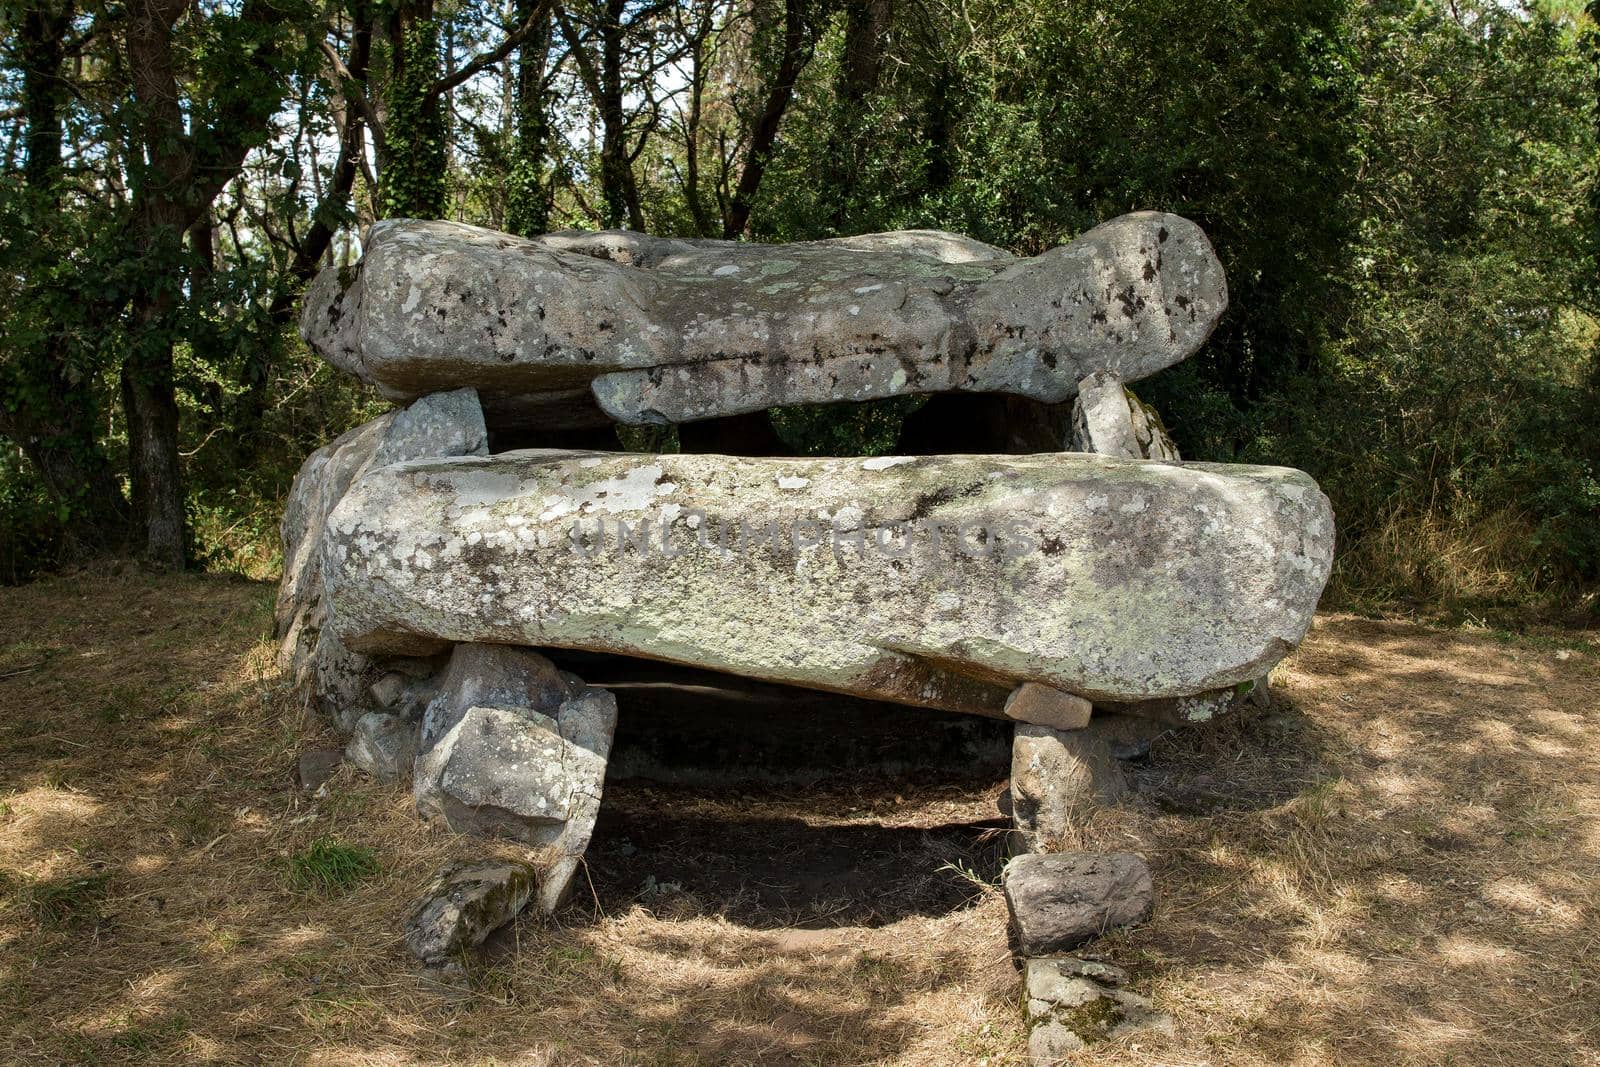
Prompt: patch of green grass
<box><xmin>106</xmin><ymin>1014</ymin><xmax>190</xmax><ymax>1055</ymax></box>
<box><xmin>19</xmin><ymin>872</ymin><xmax>112</xmax><ymax>928</ymax></box>
<box><xmin>0</xmin><ymin>639</ymin><xmax>59</xmax><ymax>675</ymax></box>
<box><xmin>93</xmin><ymin>685</ymin><xmax>141</xmax><ymax>726</ymax></box>
<box><xmin>287</xmin><ymin>837</ymin><xmax>379</xmax><ymax>894</ymax></box>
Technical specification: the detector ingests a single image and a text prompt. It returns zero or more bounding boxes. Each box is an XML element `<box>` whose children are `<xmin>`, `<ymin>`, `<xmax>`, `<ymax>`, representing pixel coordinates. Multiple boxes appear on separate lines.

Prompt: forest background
<box><xmin>1</xmin><ymin>0</ymin><xmax>1596</xmax><ymax>621</ymax></box>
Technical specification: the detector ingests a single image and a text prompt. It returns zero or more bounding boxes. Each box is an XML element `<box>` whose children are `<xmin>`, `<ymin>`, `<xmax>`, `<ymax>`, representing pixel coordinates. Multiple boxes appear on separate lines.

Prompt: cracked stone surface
<box><xmin>1023</xmin><ymin>956</ymin><xmax>1175</xmax><ymax>1064</ymax></box>
<box><xmin>403</xmin><ymin>860</ymin><xmax>539</xmax><ymax>966</ymax></box>
<box><xmin>1003</xmin><ymin>852</ymin><xmax>1154</xmax><ymax>956</ymax></box>
<box><xmin>412</xmin><ymin>644</ymin><xmax>617</xmax><ymax>912</ymax></box>
<box><xmin>300</xmin><ymin>212</ymin><xmax>1226</xmax><ymax>427</ymax></box>
<box><xmin>275</xmin><ymin>388</ymin><xmax>487</xmax><ymax>716</ymax></box>
<box><xmin>320</xmin><ymin>449</ymin><xmax>1333</xmax><ymax>714</ymax></box>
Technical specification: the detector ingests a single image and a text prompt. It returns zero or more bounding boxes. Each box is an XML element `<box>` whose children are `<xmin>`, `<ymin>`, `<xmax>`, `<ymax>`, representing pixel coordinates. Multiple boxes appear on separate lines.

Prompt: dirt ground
<box><xmin>1</xmin><ymin>571</ymin><xmax>1596</xmax><ymax>1066</ymax></box>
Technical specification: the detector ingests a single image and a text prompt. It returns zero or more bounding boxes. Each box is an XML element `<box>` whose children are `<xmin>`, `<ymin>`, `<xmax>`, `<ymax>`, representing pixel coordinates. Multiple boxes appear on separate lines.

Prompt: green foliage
<box><xmin>287</xmin><ymin>837</ymin><xmax>379</xmax><ymax>894</ymax></box>
<box><xmin>15</xmin><ymin>871</ymin><xmax>113</xmax><ymax>929</ymax></box>
<box><xmin>771</xmin><ymin>396</ymin><xmax>927</xmax><ymax>457</ymax></box>
<box><xmin>0</xmin><ymin>0</ymin><xmax>1595</xmax><ymax>615</ymax></box>
<box><xmin>1249</xmin><ymin>1</ymin><xmax>1600</xmax><ymax>604</ymax></box>
<box><xmin>380</xmin><ymin>18</ymin><xmax>450</xmax><ymax>220</ymax></box>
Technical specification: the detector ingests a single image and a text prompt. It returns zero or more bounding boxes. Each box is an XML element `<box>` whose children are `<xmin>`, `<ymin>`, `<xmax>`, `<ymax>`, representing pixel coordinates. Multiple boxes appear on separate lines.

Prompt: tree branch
<box><xmin>432</xmin><ymin>0</ymin><xmax>557</xmax><ymax>97</ymax></box>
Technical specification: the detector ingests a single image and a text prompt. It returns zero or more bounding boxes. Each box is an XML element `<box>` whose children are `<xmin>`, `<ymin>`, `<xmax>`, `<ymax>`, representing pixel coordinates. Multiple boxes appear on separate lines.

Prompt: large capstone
<box><xmin>320</xmin><ymin>450</ymin><xmax>1333</xmax><ymax>714</ymax></box>
<box><xmin>300</xmin><ymin>212</ymin><xmax>1226</xmax><ymax>428</ymax></box>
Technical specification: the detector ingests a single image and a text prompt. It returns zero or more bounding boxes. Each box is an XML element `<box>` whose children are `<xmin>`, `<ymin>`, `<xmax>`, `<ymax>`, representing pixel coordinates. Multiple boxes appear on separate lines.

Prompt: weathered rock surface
<box><xmin>1024</xmin><ymin>956</ymin><xmax>1174</xmax><ymax>1063</ymax></box>
<box><xmin>1027</xmin><ymin>955</ymin><xmax>1129</xmax><ymax>991</ymax></box>
<box><xmin>295</xmin><ymin>748</ymin><xmax>344</xmax><ymax>794</ymax></box>
<box><xmin>403</xmin><ymin>860</ymin><xmax>538</xmax><ymax>966</ymax></box>
<box><xmin>1101</xmin><ymin>680</ymin><xmax>1256</xmax><ymax>725</ymax></box>
<box><xmin>1070</xmin><ymin>371</ymin><xmax>1181</xmax><ymax>461</ymax></box>
<box><xmin>322</xmin><ymin>450</ymin><xmax>1333</xmax><ymax>714</ymax></box>
<box><xmin>1004</xmin><ymin>852</ymin><xmax>1154</xmax><ymax>956</ymax></box>
<box><xmin>1012</xmin><ymin>724</ymin><xmax>1129</xmax><ymax>844</ymax></box>
<box><xmin>301</xmin><ymin>212</ymin><xmax>1226</xmax><ymax>427</ymax></box>
<box><xmin>413</xmin><ymin>644</ymin><xmax>617</xmax><ymax>912</ymax></box>
<box><xmin>275</xmin><ymin>388</ymin><xmax>487</xmax><ymax>714</ymax></box>
<box><xmin>345</xmin><ymin>712</ymin><xmax>420</xmax><ymax>782</ymax></box>
<box><xmin>536</xmin><ymin>226</ymin><xmax>1014</xmax><ymax>269</ymax></box>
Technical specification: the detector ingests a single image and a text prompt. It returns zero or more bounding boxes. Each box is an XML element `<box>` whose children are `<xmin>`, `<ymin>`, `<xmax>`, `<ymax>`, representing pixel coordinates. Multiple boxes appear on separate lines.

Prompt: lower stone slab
<box><xmin>323</xmin><ymin>450</ymin><xmax>1334</xmax><ymax>715</ymax></box>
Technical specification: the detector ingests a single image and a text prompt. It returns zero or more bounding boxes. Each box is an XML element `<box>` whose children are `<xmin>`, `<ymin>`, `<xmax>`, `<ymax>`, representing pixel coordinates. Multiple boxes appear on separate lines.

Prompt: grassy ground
<box><xmin>0</xmin><ymin>571</ymin><xmax>1597</xmax><ymax>1066</ymax></box>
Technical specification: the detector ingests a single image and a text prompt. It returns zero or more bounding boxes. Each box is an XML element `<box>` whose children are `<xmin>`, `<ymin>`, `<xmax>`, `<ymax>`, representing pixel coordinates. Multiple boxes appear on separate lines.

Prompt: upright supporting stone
<box><xmin>1248</xmin><ymin>673</ymin><xmax>1273</xmax><ymax>710</ymax></box>
<box><xmin>1070</xmin><ymin>371</ymin><xmax>1180</xmax><ymax>461</ymax></box>
<box><xmin>412</xmin><ymin>644</ymin><xmax>617</xmax><ymax>913</ymax></box>
<box><xmin>275</xmin><ymin>387</ymin><xmax>489</xmax><ymax>718</ymax></box>
<box><xmin>1011</xmin><ymin>724</ymin><xmax>1128</xmax><ymax>849</ymax></box>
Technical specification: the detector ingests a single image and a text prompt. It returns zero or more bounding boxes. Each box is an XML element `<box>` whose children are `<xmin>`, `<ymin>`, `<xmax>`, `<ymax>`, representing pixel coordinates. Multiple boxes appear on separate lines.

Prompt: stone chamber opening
<box><xmin>482</xmin><ymin>396</ymin><xmax>1068</xmax><ymax>930</ymax></box>
<box><xmin>539</xmin><ymin>648</ymin><xmax>1016</xmax><ymax>930</ymax></box>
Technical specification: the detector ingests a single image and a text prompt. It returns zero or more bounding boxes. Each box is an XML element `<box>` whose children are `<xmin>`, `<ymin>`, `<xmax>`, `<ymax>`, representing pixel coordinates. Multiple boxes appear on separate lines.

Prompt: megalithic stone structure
<box><xmin>276</xmin><ymin>211</ymin><xmax>1334</xmax><ymax>924</ymax></box>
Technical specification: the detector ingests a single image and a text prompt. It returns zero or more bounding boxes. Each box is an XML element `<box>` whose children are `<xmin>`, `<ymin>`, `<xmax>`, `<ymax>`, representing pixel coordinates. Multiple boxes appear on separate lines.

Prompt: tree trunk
<box><xmin>723</xmin><ymin>0</ymin><xmax>815</xmax><ymax>239</ymax></box>
<box><xmin>118</xmin><ymin>0</ymin><xmax>292</xmax><ymax>566</ymax></box>
<box><xmin>3</xmin><ymin>0</ymin><xmax>130</xmax><ymax>551</ymax></box>
<box><xmin>825</xmin><ymin>0</ymin><xmax>891</xmax><ymax>230</ymax></box>
<box><xmin>682</xmin><ymin>26</ymin><xmax>713</xmax><ymax>237</ymax></box>
<box><xmin>120</xmin><ymin>307</ymin><xmax>186</xmax><ymax>569</ymax></box>
<box><xmin>20</xmin><ymin>0</ymin><xmax>72</xmax><ymax>184</ymax></box>
<box><xmin>506</xmin><ymin>0</ymin><xmax>555</xmax><ymax>235</ymax></box>
<box><xmin>597</xmin><ymin>0</ymin><xmax>634</xmax><ymax>229</ymax></box>
<box><xmin>380</xmin><ymin>0</ymin><xmax>448</xmax><ymax>218</ymax></box>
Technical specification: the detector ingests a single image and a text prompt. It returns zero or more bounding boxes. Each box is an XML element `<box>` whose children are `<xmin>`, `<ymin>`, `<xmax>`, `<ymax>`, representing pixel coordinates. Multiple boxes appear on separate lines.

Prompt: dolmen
<box><xmin>280</xmin><ymin>211</ymin><xmax>1334</xmax><ymax>913</ymax></box>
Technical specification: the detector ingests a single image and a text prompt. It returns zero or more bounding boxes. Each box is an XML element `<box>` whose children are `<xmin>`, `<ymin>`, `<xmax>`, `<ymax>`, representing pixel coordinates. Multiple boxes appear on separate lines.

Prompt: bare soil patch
<box><xmin>1</xmin><ymin>572</ymin><xmax>1596</xmax><ymax>1065</ymax></box>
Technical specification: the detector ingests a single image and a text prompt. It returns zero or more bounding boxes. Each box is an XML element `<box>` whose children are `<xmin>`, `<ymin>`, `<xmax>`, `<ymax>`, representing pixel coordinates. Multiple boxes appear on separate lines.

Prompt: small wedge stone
<box><xmin>1005</xmin><ymin>683</ymin><xmax>1093</xmax><ymax>730</ymax></box>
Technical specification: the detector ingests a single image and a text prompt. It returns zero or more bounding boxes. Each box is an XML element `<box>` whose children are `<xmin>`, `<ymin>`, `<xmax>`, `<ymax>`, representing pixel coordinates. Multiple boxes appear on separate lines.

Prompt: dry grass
<box><xmin>1</xmin><ymin>571</ymin><xmax>1597</xmax><ymax>1065</ymax></box>
<box><xmin>1327</xmin><ymin>505</ymin><xmax>1591</xmax><ymax>621</ymax></box>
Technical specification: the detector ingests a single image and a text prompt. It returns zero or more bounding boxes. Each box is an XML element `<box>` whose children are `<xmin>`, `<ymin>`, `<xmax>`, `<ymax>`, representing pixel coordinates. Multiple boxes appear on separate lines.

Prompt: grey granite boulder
<box><xmin>1004</xmin><ymin>852</ymin><xmax>1154</xmax><ymax>956</ymax></box>
<box><xmin>345</xmin><ymin>712</ymin><xmax>420</xmax><ymax>782</ymax></box>
<box><xmin>1011</xmin><ymin>724</ymin><xmax>1129</xmax><ymax>846</ymax></box>
<box><xmin>275</xmin><ymin>388</ymin><xmax>487</xmax><ymax>715</ymax></box>
<box><xmin>412</xmin><ymin>644</ymin><xmax>617</xmax><ymax>912</ymax></box>
<box><xmin>403</xmin><ymin>860</ymin><xmax>538</xmax><ymax>967</ymax></box>
<box><xmin>321</xmin><ymin>450</ymin><xmax>1333</xmax><ymax>714</ymax></box>
<box><xmin>300</xmin><ymin>212</ymin><xmax>1226</xmax><ymax>427</ymax></box>
<box><xmin>1070</xmin><ymin>371</ymin><xmax>1180</xmax><ymax>461</ymax></box>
